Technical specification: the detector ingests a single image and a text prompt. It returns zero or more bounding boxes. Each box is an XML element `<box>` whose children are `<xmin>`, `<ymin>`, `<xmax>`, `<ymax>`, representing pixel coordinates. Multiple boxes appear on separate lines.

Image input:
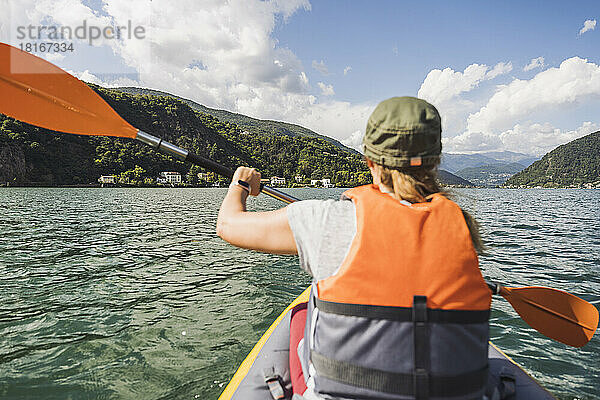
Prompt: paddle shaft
<box><xmin>136</xmin><ymin>130</ymin><xmax>297</xmax><ymax>204</ymax></box>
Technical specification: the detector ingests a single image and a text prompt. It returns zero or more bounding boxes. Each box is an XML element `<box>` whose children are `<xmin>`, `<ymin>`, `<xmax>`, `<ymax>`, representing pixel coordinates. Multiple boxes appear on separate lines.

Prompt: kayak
<box><xmin>218</xmin><ymin>287</ymin><xmax>557</xmax><ymax>400</ymax></box>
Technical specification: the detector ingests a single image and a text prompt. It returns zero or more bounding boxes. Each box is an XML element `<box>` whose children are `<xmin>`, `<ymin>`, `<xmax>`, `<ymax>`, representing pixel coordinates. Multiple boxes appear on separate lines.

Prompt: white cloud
<box><xmin>341</xmin><ymin>129</ymin><xmax>363</xmax><ymax>152</ymax></box>
<box><xmin>418</xmin><ymin>61</ymin><xmax>512</xmax><ymax>106</ymax></box>
<box><xmin>442</xmin><ymin>131</ymin><xmax>504</xmax><ymax>153</ymax></box>
<box><xmin>296</xmin><ymin>100</ymin><xmax>374</xmax><ymax>146</ymax></box>
<box><xmin>343</xmin><ymin>66</ymin><xmax>352</xmax><ymax>75</ymax></box>
<box><xmin>499</xmin><ymin>121</ymin><xmax>599</xmax><ymax>155</ymax></box>
<box><xmin>444</xmin><ymin>121</ymin><xmax>599</xmax><ymax>155</ymax></box>
<box><xmin>418</xmin><ymin>64</ymin><xmax>486</xmax><ymax>105</ymax></box>
<box><xmin>420</xmin><ymin>56</ymin><xmax>600</xmax><ymax>155</ymax></box>
<box><xmin>312</xmin><ymin>59</ymin><xmax>329</xmax><ymax>75</ymax></box>
<box><xmin>466</xmin><ymin>57</ymin><xmax>600</xmax><ymax>134</ymax></box>
<box><xmin>524</xmin><ymin>57</ymin><xmax>545</xmax><ymax>71</ymax></box>
<box><xmin>67</xmin><ymin>69</ymin><xmax>139</xmax><ymax>87</ymax></box>
<box><xmin>417</xmin><ymin>61</ymin><xmax>512</xmax><ymax>135</ymax></box>
<box><xmin>68</xmin><ymin>69</ymin><xmax>104</xmax><ymax>85</ymax></box>
<box><xmin>44</xmin><ymin>52</ymin><xmax>66</xmax><ymax>63</ymax></box>
<box><xmin>579</xmin><ymin>19</ymin><xmax>596</xmax><ymax>36</ymax></box>
<box><xmin>1</xmin><ymin>0</ymin><xmax>376</xmax><ymax>143</ymax></box>
<box><xmin>486</xmin><ymin>62</ymin><xmax>513</xmax><ymax>79</ymax></box>
<box><xmin>317</xmin><ymin>82</ymin><xmax>335</xmax><ymax>96</ymax></box>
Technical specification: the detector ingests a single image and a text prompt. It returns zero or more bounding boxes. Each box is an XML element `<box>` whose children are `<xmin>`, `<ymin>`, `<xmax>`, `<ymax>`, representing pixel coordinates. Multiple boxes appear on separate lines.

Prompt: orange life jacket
<box><xmin>302</xmin><ymin>185</ymin><xmax>492</xmax><ymax>400</ymax></box>
<box><xmin>317</xmin><ymin>184</ymin><xmax>491</xmax><ymax>310</ymax></box>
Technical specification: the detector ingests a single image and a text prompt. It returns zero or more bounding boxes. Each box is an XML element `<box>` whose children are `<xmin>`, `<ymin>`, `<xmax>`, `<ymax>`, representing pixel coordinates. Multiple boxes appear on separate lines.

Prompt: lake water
<box><xmin>0</xmin><ymin>188</ymin><xmax>598</xmax><ymax>399</ymax></box>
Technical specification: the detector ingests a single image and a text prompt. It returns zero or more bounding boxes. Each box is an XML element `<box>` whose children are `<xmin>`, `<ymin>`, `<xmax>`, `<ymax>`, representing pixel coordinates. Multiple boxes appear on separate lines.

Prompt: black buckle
<box><xmin>264</xmin><ymin>367</ymin><xmax>286</xmax><ymax>400</ymax></box>
<box><xmin>499</xmin><ymin>367</ymin><xmax>516</xmax><ymax>399</ymax></box>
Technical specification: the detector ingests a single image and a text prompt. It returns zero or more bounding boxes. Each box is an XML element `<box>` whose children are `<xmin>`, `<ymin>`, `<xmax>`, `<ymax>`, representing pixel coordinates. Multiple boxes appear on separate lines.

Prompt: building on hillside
<box><xmin>270</xmin><ymin>176</ymin><xmax>286</xmax><ymax>186</ymax></box>
<box><xmin>294</xmin><ymin>175</ymin><xmax>305</xmax><ymax>183</ymax></box>
<box><xmin>322</xmin><ymin>178</ymin><xmax>334</xmax><ymax>188</ymax></box>
<box><xmin>311</xmin><ymin>178</ymin><xmax>334</xmax><ymax>188</ymax></box>
<box><xmin>197</xmin><ymin>172</ymin><xmax>211</xmax><ymax>181</ymax></box>
<box><xmin>98</xmin><ymin>175</ymin><xmax>116</xmax><ymax>184</ymax></box>
<box><xmin>157</xmin><ymin>171</ymin><xmax>182</xmax><ymax>184</ymax></box>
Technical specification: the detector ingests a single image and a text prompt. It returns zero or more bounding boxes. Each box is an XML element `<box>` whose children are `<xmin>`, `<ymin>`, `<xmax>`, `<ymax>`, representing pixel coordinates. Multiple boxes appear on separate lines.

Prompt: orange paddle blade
<box><xmin>0</xmin><ymin>43</ymin><xmax>137</xmax><ymax>138</ymax></box>
<box><xmin>500</xmin><ymin>286</ymin><xmax>598</xmax><ymax>348</ymax></box>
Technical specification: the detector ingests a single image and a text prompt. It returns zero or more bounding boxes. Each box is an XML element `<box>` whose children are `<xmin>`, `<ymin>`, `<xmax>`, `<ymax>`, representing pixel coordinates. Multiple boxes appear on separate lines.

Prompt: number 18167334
<box><xmin>19</xmin><ymin>42</ymin><xmax>74</xmax><ymax>53</ymax></box>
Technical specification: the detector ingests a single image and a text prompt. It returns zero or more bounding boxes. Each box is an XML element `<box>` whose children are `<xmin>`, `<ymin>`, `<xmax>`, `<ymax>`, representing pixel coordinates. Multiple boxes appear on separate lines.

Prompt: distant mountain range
<box><xmin>440</xmin><ymin>151</ymin><xmax>538</xmax><ymax>173</ymax></box>
<box><xmin>504</xmin><ymin>131</ymin><xmax>600</xmax><ymax>188</ymax></box>
<box><xmin>0</xmin><ymin>85</ymin><xmax>460</xmax><ymax>188</ymax></box>
<box><xmin>4</xmin><ymin>83</ymin><xmax>593</xmax><ymax>189</ymax></box>
<box><xmin>454</xmin><ymin>163</ymin><xmax>526</xmax><ymax>187</ymax></box>
<box><xmin>440</xmin><ymin>151</ymin><xmax>539</xmax><ymax>187</ymax></box>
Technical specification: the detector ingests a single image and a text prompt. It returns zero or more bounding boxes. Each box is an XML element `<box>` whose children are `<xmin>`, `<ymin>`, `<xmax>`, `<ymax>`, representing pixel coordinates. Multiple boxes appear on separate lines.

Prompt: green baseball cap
<box><xmin>363</xmin><ymin>96</ymin><xmax>442</xmax><ymax>168</ymax></box>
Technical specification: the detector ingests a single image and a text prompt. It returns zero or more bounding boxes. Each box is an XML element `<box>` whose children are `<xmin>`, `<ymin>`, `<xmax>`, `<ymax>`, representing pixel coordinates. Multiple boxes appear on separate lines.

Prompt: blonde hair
<box><xmin>372</xmin><ymin>161</ymin><xmax>483</xmax><ymax>254</ymax></box>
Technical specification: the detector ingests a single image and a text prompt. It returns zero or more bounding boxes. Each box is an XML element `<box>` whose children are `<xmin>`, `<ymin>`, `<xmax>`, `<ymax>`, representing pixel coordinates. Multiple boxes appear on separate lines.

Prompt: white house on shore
<box><xmin>270</xmin><ymin>176</ymin><xmax>286</xmax><ymax>186</ymax></box>
<box><xmin>197</xmin><ymin>172</ymin><xmax>211</xmax><ymax>181</ymax></box>
<box><xmin>157</xmin><ymin>172</ymin><xmax>182</xmax><ymax>184</ymax></box>
<box><xmin>98</xmin><ymin>175</ymin><xmax>116</xmax><ymax>184</ymax></box>
<box><xmin>311</xmin><ymin>178</ymin><xmax>334</xmax><ymax>188</ymax></box>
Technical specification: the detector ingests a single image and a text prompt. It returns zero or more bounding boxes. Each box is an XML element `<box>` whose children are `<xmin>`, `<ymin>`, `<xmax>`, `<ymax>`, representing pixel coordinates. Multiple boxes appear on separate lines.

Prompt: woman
<box><xmin>217</xmin><ymin>97</ymin><xmax>492</xmax><ymax>400</ymax></box>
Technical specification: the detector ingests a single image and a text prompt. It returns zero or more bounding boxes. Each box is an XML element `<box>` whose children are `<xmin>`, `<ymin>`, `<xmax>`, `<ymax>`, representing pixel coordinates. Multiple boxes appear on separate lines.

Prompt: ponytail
<box><xmin>372</xmin><ymin>161</ymin><xmax>483</xmax><ymax>254</ymax></box>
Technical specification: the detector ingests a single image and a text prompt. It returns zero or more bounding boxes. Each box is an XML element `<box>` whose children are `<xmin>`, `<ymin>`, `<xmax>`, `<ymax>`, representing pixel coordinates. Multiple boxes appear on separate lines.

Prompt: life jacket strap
<box><xmin>310</xmin><ymin>350</ymin><xmax>488</xmax><ymax>397</ymax></box>
<box><xmin>314</xmin><ymin>297</ymin><xmax>490</xmax><ymax>323</ymax></box>
<box><xmin>413</xmin><ymin>295</ymin><xmax>429</xmax><ymax>400</ymax></box>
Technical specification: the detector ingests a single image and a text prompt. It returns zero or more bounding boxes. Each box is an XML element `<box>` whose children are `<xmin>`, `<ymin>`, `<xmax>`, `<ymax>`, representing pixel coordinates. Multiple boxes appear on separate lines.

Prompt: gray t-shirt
<box><xmin>287</xmin><ymin>199</ymin><xmax>357</xmax><ymax>281</ymax></box>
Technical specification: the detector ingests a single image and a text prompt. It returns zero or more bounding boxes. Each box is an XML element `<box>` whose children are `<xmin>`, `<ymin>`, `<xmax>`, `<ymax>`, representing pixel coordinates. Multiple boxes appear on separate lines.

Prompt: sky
<box><xmin>1</xmin><ymin>0</ymin><xmax>599</xmax><ymax>156</ymax></box>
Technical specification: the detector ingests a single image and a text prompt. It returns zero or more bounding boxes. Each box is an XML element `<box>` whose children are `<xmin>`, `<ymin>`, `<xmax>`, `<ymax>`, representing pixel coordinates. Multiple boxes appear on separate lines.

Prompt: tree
<box><xmin>120</xmin><ymin>165</ymin><xmax>146</xmax><ymax>185</ymax></box>
<box><xmin>187</xmin><ymin>164</ymin><xmax>202</xmax><ymax>184</ymax></box>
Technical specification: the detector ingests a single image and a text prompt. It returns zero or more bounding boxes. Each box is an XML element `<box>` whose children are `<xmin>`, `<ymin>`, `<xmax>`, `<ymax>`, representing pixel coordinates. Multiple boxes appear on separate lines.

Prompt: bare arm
<box><xmin>216</xmin><ymin>167</ymin><xmax>297</xmax><ymax>255</ymax></box>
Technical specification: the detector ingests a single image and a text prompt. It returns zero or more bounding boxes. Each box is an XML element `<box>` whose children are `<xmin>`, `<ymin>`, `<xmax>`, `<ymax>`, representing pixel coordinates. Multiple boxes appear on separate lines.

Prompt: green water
<box><xmin>0</xmin><ymin>188</ymin><xmax>598</xmax><ymax>399</ymax></box>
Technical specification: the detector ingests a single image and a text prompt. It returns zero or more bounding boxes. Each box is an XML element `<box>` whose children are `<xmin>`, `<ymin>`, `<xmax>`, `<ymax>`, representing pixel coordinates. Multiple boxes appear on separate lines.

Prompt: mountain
<box><xmin>0</xmin><ymin>85</ymin><xmax>372</xmax><ymax>186</ymax></box>
<box><xmin>438</xmin><ymin>170</ymin><xmax>475</xmax><ymax>187</ymax></box>
<box><xmin>0</xmin><ymin>84</ymin><xmax>495</xmax><ymax>188</ymax></box>
<box><xmin>504</xmin><ymin>131</ymin><xmax>600</xmax><ymax>188</ymax></box>
<box><xmin>478</xmin><ymin>151</ymin><xmax>539</xmax><ymax>167</ymax></box>
<box><xmin>454</xmin><ymin>163</ymin><xmax>526</xmax><ymax>187</ymax></box>
<box><xmin>0</xmin><ymin>86</ymin><xmax>254</xmax><ymax>185</ymax></box>
<box><xmin>114</xmin><ymin>87</ymin><xmax>358</xmax><ymax>154</ymax></box>
<box><xmin>440</xmin><ymin>153</ymin><xmax>498</xmax><ymax>173</ymax></box>
<box><xmin>440</xmin><ymin>151</ymin><xmax>538</xmax><ymax>173</ymax></box>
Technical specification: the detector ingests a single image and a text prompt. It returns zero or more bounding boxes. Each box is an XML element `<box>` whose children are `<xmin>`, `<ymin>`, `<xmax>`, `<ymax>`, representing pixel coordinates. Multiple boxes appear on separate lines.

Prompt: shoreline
<box><xmin>1</xmin><ymin>184</ymin><xmax>598</xmax><ymax>190</ymax></box>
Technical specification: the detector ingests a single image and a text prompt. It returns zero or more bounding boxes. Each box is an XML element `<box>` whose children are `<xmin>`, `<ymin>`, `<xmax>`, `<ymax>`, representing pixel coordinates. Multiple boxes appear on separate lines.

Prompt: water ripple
<box><xmin>0</xmin><ymin>188</ymin><xmax>598</xmax><ymax>399</ymax></box>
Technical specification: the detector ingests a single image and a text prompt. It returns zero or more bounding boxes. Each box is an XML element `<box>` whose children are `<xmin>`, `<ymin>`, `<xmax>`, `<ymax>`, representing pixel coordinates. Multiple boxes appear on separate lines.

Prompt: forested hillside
<box><xmin>115</xmin><ymin>87</ymin><xmax>358</xmax><ymax>154</ymax></box>
<box><xmin>0</xmin><ymin>86</ymin><xmax>371</xmax><ymax>186</ymax></box>
<box><xmin>0</xmin><ymin>87</ymin><xmax>251</xmax><ymax>185</ymax></box>
<box><xmin>504</xmin><ymin>131</ymin><xmax>600</xmax><ymax>188</ymax></box>
<box><xmin>0</xmin><ymin>85</ymin><xmax>484</xmax><ymax>188</ymax></box>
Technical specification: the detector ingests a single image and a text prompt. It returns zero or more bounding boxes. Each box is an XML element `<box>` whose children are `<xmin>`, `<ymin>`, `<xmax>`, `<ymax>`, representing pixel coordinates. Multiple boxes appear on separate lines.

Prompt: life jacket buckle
<box><xmin>498</xmin><ymin>367</ymin><xmax>516</xmax><ymax>399</ymax></box>
<box><xmin>264</xmin><ymin>367</ymin><xmax>288</xmax><ymax>400</ymax></box>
